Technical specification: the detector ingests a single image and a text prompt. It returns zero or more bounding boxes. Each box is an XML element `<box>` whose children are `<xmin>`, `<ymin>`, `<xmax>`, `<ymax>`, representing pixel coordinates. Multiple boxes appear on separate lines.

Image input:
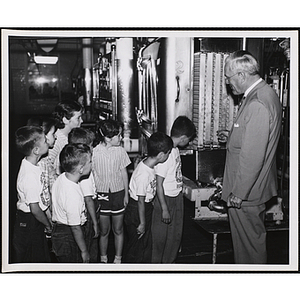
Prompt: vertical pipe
<box><xmin>242</xmin><ymin>37</ymin><xmax>247</xmax><ymax>50</ymax></box>
<box><xmin>115</xmin><ymin>38</ymin><xmax>135</xmax><ymax>136</ymax></box>
<box><xmin>111</xmin><ymin>44</ymin><xmax>117</xmax><ymax>120</ymax></box>
<box><xmin>82</xmin><ymin>38</ymin><xmax>93</xmax><ymax>111</ymax></box>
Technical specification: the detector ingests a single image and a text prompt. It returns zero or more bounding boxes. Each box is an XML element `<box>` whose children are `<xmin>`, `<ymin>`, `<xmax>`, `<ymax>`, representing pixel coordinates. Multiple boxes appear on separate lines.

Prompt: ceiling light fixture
<box><xmin>37</xmin><ymin>39</ymin><xmax>58</xmax><ymax>53</ymax></box>
<box><xmin>34</xmin><ymin>56</ymin><xmax>58</xmax><ymax>64</ymax></box>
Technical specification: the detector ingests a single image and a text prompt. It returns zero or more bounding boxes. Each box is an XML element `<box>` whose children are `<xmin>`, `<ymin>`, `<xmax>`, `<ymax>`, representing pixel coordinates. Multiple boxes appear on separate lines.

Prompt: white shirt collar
<box><xmin>244</xmin><ymin>78</ymin><xmax>263</xmax><ymax>98</ymax></box>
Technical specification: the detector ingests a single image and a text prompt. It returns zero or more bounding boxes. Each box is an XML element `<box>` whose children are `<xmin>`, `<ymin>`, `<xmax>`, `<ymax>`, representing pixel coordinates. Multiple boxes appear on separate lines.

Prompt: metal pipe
<box><xmin>115</xmin><ymin>38</ymin><xmax>135</xmax><ymax>135</ymax></box>
<box><xmin>82</xmin><ymin>38</ymin><xmax>93</xmax><ymax>108</ymax></box>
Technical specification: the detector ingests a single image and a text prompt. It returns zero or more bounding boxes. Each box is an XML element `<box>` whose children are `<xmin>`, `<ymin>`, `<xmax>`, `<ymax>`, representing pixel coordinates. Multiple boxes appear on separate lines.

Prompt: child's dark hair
<box><xmin>147</xmin><ymin>132</ymin><xmax>173</xmax><ymax>157</ymax></box>
<box><xmin>27</xmin><ymin>116</ymin><xmax>57</xmax><ymax>135</ymax></box>
<box><xmin>15</xmin><ymin>126</ymin><xmax>45</xmax><ymax>156</ymax></box>
<box><xmin>68</xmin><ymin>127</ymin><xmax>95</xmax><ymax>146</ymax></box>
<box><xmin>52</xmin><ymin>101</ymin><xmax>83</xmax><ymax>129</ymax></box>
<box><xmin>98</xmin><ymin>119</ymin><xmax>123</xmax><ymax>142</ymax></box>
<box><xmin>59</xmin><ymin>143</ymin><xmax>91</xmax><ymax>173</ymax></box>
<box><xmin>170</xmin><ymin>116</ymin><xmax>196</xmax><ymax>140</ymax></box>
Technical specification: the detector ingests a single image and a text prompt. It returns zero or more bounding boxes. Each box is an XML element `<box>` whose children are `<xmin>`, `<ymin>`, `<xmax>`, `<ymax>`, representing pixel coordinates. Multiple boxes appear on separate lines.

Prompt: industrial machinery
<box><xmin>182</xmin><ymin>50</ymin><xmax>237</xmax><ymax>220</ymax></box>
<box><xmin>84</xmin><ymin>36</ymin><xmax>289</xmax><ymax>222</ymax></box>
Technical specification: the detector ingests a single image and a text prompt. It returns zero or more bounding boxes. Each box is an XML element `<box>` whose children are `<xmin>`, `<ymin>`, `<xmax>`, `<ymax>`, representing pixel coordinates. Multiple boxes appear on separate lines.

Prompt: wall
<box><xmin>9</xmin><ymin>43</ymin><xmax>80</xmax><ymax>115</ymax></box>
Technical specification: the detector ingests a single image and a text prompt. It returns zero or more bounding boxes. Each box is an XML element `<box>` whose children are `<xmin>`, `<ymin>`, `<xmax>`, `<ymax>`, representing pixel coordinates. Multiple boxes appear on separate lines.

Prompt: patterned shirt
<box><xmin>48</xmin><ymin>129</ymin><xmax>68</xmax><ymax>175</ymax></box>
<box><xmin>154</xmin><ymin>147</ymin><xmax>183</xmax><ymax>197</ymax></box>
<box><xmin>92</xmin><ymin>144</ymin><xmax>131</xmax><ymax>193</ymax></box>
<box><xmin>16</xmin><ymin>158</ymin><xmax>50</xmax><ymax>213</ymax></box>
<box><xmin>39</xmin><ymin>155</ymin><xmax>57</xmax><ymax>193</ymax></box>
<box><xmin>129</xmin><ymin>160</ymin><xmax>156</xmax><ymax>203</ymax></box>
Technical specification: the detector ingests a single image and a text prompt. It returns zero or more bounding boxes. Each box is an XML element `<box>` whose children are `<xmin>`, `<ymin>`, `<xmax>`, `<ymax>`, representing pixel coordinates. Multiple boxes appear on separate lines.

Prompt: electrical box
<box><xmin>183</xmin><ymin>176</ymin><xmax>227</xmax><ymax>220</ymax></box>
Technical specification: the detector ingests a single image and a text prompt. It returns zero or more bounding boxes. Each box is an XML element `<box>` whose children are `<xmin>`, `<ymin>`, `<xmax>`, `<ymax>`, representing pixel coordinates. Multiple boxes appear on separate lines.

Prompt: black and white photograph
<box><xmin>2</xmin><ymin>28</ymin><xmax>298</xmax><ymax>275</ymax></box>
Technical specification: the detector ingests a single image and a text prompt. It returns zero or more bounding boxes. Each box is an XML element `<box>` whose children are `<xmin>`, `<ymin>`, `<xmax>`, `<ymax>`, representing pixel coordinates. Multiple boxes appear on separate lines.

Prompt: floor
<box><xmin>84</xmin><ymin>197</ymin><xmax>289</xmax><ymax>265</ymax></box>
<box><xmin>176</xmin><ymin>198</ymin><xmax>289</xmax><ymax>264</ymax></box>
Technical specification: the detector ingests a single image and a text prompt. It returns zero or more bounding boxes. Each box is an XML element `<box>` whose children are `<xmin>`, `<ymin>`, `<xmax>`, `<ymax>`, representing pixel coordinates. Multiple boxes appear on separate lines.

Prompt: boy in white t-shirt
<box><xmin>12</xmin><ymin>126</ymin><xmax>52</xmax><ymax>263</ymax></box>
<box><xmin>123</xmin><ymin>132</ymin><xmax>173</xmax><ymax>263</ymax></box>
<box><xmin>51</xmin><ymin>143</ymin><xmax>92</xmax><ymax>263</ymax></box>
<box><xmin>151</xmin><ymin>116</ymin><xmax>196</xmax><ymax>263</ymax></box>
<box><xmin>68</xmin><ymin>127</ymin><xmax>99</xmax><ymax>263</ymax></box>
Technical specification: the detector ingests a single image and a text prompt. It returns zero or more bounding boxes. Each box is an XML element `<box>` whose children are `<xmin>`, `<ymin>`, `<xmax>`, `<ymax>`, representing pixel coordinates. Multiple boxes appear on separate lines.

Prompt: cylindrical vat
<box><xmin>115</xmin><ymin>38</ymin><xmax>136</xmax><ymax>136</ymax></box>
<box><xmin>157</xmin><ymin>37</ymin><xmax>193</xmax><ymax>134</ymax></box>
<box><xmin>82</xmin><ymin>38</ymin><xmax>93</xmax><ymax>107</ymax></box>
<box><xmin>116</xmin><ymin>58</ymin><xmax>135</xmax><ymax>135</ymax></box>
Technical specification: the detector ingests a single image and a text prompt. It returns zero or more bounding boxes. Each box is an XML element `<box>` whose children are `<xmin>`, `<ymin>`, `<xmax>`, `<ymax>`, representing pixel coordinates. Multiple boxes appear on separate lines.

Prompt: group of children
<box><xmin>12</xmin><ymin>100</ymin><xmax>196</xmax><ymax>264</ymax></box>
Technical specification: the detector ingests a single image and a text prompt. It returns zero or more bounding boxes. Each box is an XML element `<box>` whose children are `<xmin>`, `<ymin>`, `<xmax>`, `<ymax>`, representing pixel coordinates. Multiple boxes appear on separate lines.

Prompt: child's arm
<box><xmin>137</xmin><ymin>195</ymin><xmax>146</xmax><ymax>238</ymax></box>
<box><xmin>70</xmin><ymin>225</ymin><xmax>90</xmax><ymax>263</ymax></box>
<box><xmin>44</xmin><ymin>208</ymin><xmax>53</xmax><ymax>235</ymax></box>
<box><xmin>29</xmin><ymin>203</ymin><xmax>52</xmax><ymax>232</ymax></box>
<box><xmin>156</xmin><ymin>175</ymin><xmax>171</xmax><ymax>224</ymax></box>
<box><xmin>121</xmin><ymin>167</ymin><xmax>129</xmax><ymax>207</ymax></box>
<box><xmin>84</xmin><ymin>196</ymin><xmax>99</xmax><ymax>238</ymax></box>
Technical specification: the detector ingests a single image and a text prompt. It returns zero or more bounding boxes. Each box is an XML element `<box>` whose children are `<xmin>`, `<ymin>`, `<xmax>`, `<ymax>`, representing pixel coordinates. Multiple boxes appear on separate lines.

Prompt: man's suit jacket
<box><xmin>222</xmin><ymin>80</ymin><xmax>282</xmax><ymax>206</ymax></box>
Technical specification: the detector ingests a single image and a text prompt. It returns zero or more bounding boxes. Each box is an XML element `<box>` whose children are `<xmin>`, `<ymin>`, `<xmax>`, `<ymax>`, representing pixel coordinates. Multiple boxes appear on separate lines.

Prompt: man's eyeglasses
<box><xmin>225</xmin><ymin>72</ymin><xmax>239</xmax><ymax>82</ymax></box>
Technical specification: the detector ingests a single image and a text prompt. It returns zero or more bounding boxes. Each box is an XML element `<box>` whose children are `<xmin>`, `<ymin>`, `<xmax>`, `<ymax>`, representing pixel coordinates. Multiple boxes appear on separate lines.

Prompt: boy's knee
<box><xmin>100</xmin><ymin>228</ymin><xmax>110</xmax><ymax>237</ymax></box>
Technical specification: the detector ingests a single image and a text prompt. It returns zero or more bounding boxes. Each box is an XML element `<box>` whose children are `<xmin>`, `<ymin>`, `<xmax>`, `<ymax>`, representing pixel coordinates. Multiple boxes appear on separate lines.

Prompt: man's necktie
<box><xmin>239</xmin><ymin>96</ymin><xmax>245</xmax><ymax>109</ymax></box>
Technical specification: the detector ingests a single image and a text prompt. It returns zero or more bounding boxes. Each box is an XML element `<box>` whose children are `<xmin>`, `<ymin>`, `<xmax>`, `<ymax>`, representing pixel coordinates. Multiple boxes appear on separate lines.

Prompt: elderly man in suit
<box><xmin>222</xmin><ymin>50</ymin><xmax>282</xmax><ymax>264</ymax></box>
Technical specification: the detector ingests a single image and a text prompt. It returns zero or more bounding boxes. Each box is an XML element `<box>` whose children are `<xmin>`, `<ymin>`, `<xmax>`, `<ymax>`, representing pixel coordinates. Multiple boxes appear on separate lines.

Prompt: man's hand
<box><xmin>217</xmin><ymin>130</ymin><xmax>229</xmax><ymax>143</ymax></box>
<box><xmin>227</xmin><ymin>193</ymin><xmax>243</xmax><ymax>209</ymax></box>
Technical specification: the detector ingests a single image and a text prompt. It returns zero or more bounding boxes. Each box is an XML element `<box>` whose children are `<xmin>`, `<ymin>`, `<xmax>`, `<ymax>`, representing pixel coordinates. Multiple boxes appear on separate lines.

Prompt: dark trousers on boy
<box><xmin>84</xmin><ymin>209</ymin><xmax>99</xmax><ymax>263</ymax></box>
<box><xmin>12</xmin><ymin>210</ymin><xmax>51</xmax><ymax>263</ymax></box>
<box><xmin>123</xmin><ymin>198</ymin><xmax>153</xmax><ymax>263</ymax></box>
<box><xmin>52</xmin><ymin>223</ymin><xmax>85</xmax><ymax>263</ymax></box>
<box><xmin>151</xmin><ymin>193</ymin><xmax>184</xmax><ymax>263</ymax></box>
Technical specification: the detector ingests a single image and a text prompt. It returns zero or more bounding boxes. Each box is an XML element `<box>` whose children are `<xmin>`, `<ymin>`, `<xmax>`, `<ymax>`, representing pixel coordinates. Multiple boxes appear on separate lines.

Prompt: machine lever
<box><xmin>175</xmin><ymin>75</ymin><xmax>180</xmax><ymax>102</ymax></box>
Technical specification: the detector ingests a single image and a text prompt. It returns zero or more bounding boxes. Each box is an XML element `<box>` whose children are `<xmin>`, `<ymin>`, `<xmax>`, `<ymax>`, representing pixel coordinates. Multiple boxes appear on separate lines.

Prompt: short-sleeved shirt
<box><xmin>48</xmin><ymin>129</ymin><xmax>68</xmax><ymax>175</ymax></box>
<box><xmin>154</xmin><ymin>147</ymin><xmax>183</xmax><ymax>197</ymax></box>
<box><xmin>79</xmin><ymin>172</ymin><xmax>96</xmax><ymax>198</ymax></box>
<box><xmin>129</xmin><ymin>160</ymin><xmax>156</xmax><ymax>203</ymax></box>
<box><xmin>16</xmin><ymin>158</ymin><xmax>50</xmax><ymax>213</ymax></box>
<box><xmin>52</xmin><ymin>173</ymin><xmax>87</xmax><ymax>226</ymax></box>
<box><xmin>92</xmin><ymin>144</ymin><xmax>131</xmax><ymax>193</ymax></box>
<box><xmin>39</xmin><ymin>155</ymin><xmax>57</xmax><ymax>193</ymax></box>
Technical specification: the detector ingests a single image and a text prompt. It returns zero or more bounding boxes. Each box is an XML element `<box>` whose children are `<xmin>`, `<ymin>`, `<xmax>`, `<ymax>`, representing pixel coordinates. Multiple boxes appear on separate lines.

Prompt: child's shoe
<box><xmin>100</xmin><ymin>255</ymin><xmax>108</xmax><ymax>263</ymax></box>
<box><xmin>113</xmin><ymin>255</ymin><xmax>122</xmax><ymax>264</ymax></box>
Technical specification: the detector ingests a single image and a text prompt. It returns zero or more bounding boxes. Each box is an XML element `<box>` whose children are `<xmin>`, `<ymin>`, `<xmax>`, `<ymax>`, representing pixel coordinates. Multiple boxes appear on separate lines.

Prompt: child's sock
<box><xmin>113</xmin><ymin>255</ymin><xmax>122</xmax><ymax>264</ymax></box>
<box><xmin>100</xmin><ymin>255</ymin><xmax>108</xmax><ymax>263</ymax></box>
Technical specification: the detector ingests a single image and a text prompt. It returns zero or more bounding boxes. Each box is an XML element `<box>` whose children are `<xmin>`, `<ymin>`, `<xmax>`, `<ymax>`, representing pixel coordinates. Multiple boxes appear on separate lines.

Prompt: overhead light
<box><xmin>37</xmin><ymin>39</ymin><xmax>58</xmax><ymax>53</ymax></box>
<box><xmin>34</xmin><ymin>56</ymin><xmax>58</xmax><ymax>64</ymax></box>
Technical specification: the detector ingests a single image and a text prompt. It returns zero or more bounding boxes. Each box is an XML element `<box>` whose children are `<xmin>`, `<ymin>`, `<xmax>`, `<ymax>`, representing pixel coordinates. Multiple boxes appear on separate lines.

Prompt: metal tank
<box><xmin>157</xmin><ymin>37</ymin><xmax>194</xmax><ymax>135</ymax></box>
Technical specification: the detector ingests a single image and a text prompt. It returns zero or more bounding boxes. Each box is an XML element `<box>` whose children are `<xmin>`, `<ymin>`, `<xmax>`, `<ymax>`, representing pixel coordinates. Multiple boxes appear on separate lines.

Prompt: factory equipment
<box><xmin>182</xmin><ymin>50</ymin><xmax>238</xmax><ymax>220</ymax></box>
<box><xmin>92</xmin><ymin>38</ymin><xmax>139</xmax><ymax>153</ymax></box>
<box><xmin>182</xmin><ymin>38</ymin><xmax>289</xmax><ymax>222</ymax></box>
<box><xmin>135</xmin><ymin>38</ymin><xmax>160</xmax><ymax>155</ymax></box>
<box><xmin>89</xmin><ymin>37</ymin><xmax>289</xmax><ymax>223</ymax></box>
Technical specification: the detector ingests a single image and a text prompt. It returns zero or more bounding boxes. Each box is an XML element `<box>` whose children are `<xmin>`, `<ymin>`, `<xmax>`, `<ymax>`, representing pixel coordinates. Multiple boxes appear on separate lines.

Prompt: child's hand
<box><xmin>44</xmin><ymin>225</ymin><xmax>52</xmax><ymax>238</ymax></box>
<box><xmin>162</xmin><ymin>209</ymin><xmax>171</xmax><ymax>224</ymax></box>
<box><xmin>137</xmin><ymin>223</ymin><xmax>145</xmax><ymax>239</ymax></box>
<box><xmin>124</xmin><ymin>193</ymin><xmax>129</xmax><ymax>207</ymax></box>
<box><xmin>92</xmin><ymin>223</ymin><xmax>100</xmax><ymax>238</ymax></box>
<box><xmin>81</xmin><ymin>250</ymin><xmax>90</xmax><ymax>263</ymax></box>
